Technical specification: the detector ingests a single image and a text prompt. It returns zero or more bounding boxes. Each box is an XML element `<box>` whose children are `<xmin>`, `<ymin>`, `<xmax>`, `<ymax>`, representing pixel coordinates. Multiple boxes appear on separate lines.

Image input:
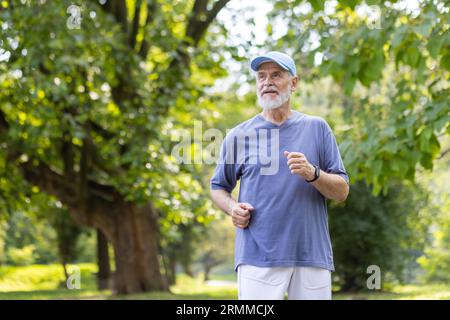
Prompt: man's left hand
<box><xmin>284</xmin><ymin>151</ymin><xmax>315</xmax><ymax>181</ymax></box>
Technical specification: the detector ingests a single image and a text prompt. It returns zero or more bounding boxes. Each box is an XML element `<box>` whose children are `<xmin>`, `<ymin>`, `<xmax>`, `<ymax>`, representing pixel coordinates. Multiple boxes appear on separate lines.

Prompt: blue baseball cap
<box><xmin>250</xmin><ymin>51</ymin><xmax>297</xmax><ymax>76</ymax></box>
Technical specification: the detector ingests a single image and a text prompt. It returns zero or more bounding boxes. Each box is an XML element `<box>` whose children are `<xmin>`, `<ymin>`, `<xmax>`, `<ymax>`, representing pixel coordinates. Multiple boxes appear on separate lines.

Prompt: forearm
<box><xmin>210</xmin><ymin>188</ymin><xmax>236</xmax><ymax>216</ymax></box>
<box><xmin>310</xmin><ymin>170</ymin><xmax>349</xmax><ymax>202</ymax></box>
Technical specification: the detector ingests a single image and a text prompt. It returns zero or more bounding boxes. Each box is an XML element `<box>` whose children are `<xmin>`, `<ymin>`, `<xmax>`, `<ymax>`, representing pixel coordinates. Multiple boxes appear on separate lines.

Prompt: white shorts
<box><xmin>237</xmin><ymin>264</ymin><xmax>332</xmax><ymax>300</ymax></box>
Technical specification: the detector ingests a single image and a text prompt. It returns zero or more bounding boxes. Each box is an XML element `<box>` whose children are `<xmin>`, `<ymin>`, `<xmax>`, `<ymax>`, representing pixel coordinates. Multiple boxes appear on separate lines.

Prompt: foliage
<box><xmin>195</xmin><ymin>217</ymin><xmax>235</xmax><ymax>280</ymax></box>
<box><xmin>3</xmin><ymin>208</ymin><xmax>57</xmax><ymax>265</ymax></box>
<box><xmin>0</xmin><ymin>0</ymin><xmax>232</xmax><ymax>288</ymax></box>
<box><xmin>0</xmin><ymin>221</ymin><xmax>5</xmax><ymax>264</ymax></box>
<box><xmin>0</xmin><ymin>0</ymin><xmax>448</xmax><ymax>294</ymax></box>
<box><xmin>270</xmin><ymin>0</ymin><xmax>450</xmax><ymax>195</ymax></box>
<box><xmin>417</xmin><ymin>151</ymin><xmax>450</xmax><ymax>283</ymax></box>
<box><xmin>1</xmin><ymin>264</ymin><xmax>449</xmax><ymax>299</ymax></box>
<box><xmin>0</xmin><ymin>263</ymin><xmax>98</xmax><ymax>293</ymax></box>
<box><xmin>6</xmin><ymin>245</ymin><xmax>36</xmax><ymax>266</ymax></box>
<box><xmin>418</xmin><ymin>219</ymin><xmax>450</xmax><ymax>283</ymax></box>
<box><xmin>329</xmin><ymin>179</ymin><xmax>434</xmax><ymax>291</ymax></box>
<box><xmin>0</xmin><ymin>190</ymin><xmax>94</xmax><ymax>266</ymax></box>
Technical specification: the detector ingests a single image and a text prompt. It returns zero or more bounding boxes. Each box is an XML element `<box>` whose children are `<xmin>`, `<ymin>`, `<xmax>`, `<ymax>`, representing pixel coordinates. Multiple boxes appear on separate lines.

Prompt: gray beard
<box><xmin>257</xmin><ymin>87</ymin><xmax>292</xmax><ymax>110</ymax></box>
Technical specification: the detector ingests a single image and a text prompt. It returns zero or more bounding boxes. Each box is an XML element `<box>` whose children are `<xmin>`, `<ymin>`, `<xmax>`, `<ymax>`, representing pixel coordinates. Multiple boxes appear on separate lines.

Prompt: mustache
<box><xmin>259</xmin><ymin>86</ymin><xmax>279</xmax><ymax>96</ymax></box>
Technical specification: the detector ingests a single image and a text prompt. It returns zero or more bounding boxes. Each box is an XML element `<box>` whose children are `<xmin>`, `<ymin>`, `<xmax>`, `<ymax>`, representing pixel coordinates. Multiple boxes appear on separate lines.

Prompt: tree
<box><xmin>196</xmin><ymin>217</ymin><xmax>234</xmax><ymax>281</ymax></box>
<box><xmin>96</xmin><ymin>229</ymin><xmax>111</xmax><ymax>290</ymax></box>
<box><xmin>51</xmin><ymin>204</ymin><xmax>84</xmax><ymax>283</ymax></box>
<box><xmin>329</xmin><ymin>180</ymin><xmax>432</xmax><ymax>291</ymax></box>
<box><xmin>263</xmin><ymin>0</ymin><xmax>449</xmax><ymax>290</ymax></box>
<box><xmin>0</xmin><ymin>0</ymin><xmax>230</xmax><ymax>294</ymax></box>
<box><xmin>270</xmin><ymin>0</ymin><xmax>449</xmax><ymax>194</ymax></box>
<box><xmin>417</xmin><ymin>142</ymin><xmax>450</xmax><ymax>283</ymax></box>
<box><xmin>2</xmin><ymin>195</ymin><xmax>59</xmax><ymax>266</ymax></box>
<box><xmin>418</xmin><ymin>214</ymin><xmax>450</xmax><ymax>283</ymax></box>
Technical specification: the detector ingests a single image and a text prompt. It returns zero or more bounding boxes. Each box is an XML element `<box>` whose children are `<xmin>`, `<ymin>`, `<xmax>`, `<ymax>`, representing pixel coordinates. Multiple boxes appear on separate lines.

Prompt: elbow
<box><xmin>335</xmin><ymin>184</ymin><xmax>350</xmax><ymax>203</ymax></box>
<box><xmin>210</xmin><ymin>187</ymin><xmax>216</xmax><ymax>198</ymax></box>
<box><xmin>210</xmin><ymin>187</ymin><xmax>222</xmax><ymax>201</ymax></box>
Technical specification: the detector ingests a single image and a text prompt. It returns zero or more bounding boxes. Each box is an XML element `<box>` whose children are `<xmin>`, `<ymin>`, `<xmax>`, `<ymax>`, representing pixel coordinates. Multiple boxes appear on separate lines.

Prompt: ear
<box><xmin>290</xmin><ymin>75</ymin><xmax>299</xmax><ymax>91</ymax></box>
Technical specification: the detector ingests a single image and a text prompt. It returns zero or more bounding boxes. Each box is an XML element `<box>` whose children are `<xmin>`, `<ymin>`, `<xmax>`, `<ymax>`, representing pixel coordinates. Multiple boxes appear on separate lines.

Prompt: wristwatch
<box><xmin>306</xmin><ymin>165</ymin><xmax>320</xmax><ymax>183</ymax></box>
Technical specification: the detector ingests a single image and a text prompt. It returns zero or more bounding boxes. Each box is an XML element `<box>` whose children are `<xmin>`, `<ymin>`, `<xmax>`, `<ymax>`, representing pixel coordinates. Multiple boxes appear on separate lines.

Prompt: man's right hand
<box><xmin>230</xmin><ymin>203</ymin><xmax>254</xmax><ymax>229</ymax></box>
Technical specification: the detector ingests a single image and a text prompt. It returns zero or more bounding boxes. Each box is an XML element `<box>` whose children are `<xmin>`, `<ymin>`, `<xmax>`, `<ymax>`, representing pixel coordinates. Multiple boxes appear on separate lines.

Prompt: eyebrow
<box><xmin>257</xmin><ymin>70</ymin><xmax>284</xmax><ymax>76</ymax></box>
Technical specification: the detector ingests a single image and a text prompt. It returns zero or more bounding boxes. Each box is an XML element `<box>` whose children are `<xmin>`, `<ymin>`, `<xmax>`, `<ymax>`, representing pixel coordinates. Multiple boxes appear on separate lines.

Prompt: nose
<box><xmin>260</xmin><ymin>81</ymin><xmax>276</xmax><ymax>94</ymax></box>
<box><xmin>262</xmin><ymin>77</ymin><xmax>274</xmax><ymax>86</ymax></box>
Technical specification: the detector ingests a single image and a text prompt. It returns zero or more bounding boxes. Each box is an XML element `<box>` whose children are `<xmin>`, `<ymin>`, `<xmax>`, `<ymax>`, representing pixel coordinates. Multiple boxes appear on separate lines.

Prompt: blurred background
<box><xmin>0</xmin><ymin>0</ymin><xmax>449</xmax><ymax>299</ymax></box>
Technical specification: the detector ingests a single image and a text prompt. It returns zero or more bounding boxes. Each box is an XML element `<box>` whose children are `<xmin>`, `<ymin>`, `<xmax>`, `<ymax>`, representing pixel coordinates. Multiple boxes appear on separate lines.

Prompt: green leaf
<box><xmin>404</xmin><ymin>46</ymin><xmax>420</xmax><ymax>67</ymax></box>
<box><xmin>419</xmin><ymin>128</ymin><xmax>432</xmax><ymax>153</ymax></box>
<box><xmin>419</xmin><ymin>152</ymin><xmax>433</xmax><ymax>170</ymax></box>
<box><xmin>372</xmin><ymin>159</ymin><xmax>382</xmax><ymax>177</ymax></box>
<box><xmin>308</xmin><ymin>0</ymin><xmax>325</xmax><ymax>11</ymax></box>
<box><xmin>440</xmin><ymin>53</ymin><xmax>450</xmax><ymax>71</ymax></box>
<box><xmin>339</xmin><ymin>0</ymin><xmax>359</xmax><ymax>9</ymax></box>
<box><xmin>343</xmin><ymin>75</ymin><xmax>356</xmax><ymax>95</ymax></box>
<box><xmin>380</xmin><ymin>140</ymin><xmax>399</xmax><ymax>154</ymax></box>
<box><xmin>426</xmin><ymin>34</ymin><xmax>445</xmax><ymax>58</ymax></box>
<box><xmin>361</xmin><ymin>51</ymin><xmax>384</xmax><ymax>85</ymax></box>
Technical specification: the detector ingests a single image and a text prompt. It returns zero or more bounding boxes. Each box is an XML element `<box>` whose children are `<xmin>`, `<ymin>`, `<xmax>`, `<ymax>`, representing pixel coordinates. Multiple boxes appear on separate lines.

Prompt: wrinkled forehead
<box><xmin>256</xmin><ymin>61</ymin><xmax>288</xmax><ymax>74</ymax></box>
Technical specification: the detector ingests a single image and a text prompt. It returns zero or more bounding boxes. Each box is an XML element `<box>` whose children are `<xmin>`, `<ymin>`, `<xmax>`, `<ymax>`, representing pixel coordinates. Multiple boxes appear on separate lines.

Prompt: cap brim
<box><xmin>250</xmin><ymin>56</ymin><xmax>290</xmax><ymax>73</ymax></box>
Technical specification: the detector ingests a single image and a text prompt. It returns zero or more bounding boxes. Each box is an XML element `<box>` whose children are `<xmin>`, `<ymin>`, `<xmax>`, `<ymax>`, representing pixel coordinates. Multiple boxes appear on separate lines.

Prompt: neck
<box><xmin>261</xmin><ymin>101</ymin><xmax>292</xmax><ymax>125</ymax></box>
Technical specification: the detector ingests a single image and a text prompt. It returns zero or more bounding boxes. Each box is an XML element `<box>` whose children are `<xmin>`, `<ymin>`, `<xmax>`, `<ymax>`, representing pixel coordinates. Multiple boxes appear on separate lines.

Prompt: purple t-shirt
<box><xmin>210</xmin><ymin>111</ymin><xmax>349</xmax><ymax>272</ymax></box>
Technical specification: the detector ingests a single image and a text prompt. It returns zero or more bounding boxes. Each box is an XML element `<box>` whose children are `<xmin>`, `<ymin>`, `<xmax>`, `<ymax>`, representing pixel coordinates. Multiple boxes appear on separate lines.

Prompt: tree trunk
<box><xmin>106</xmin><ymin>201</ymin><xmax>167</xmax><ymax>294</ymax></box>
<box><xmin>168</xmin><ymin>257</ymin><xmax>177</xmax><ymax>285</ymax></box>
<box><xmin>182</xmin><ymin>263</ymin><xmax>194</xmax><ymax>278</ymax></box>
<box><xmin>160</xmin><ymin>252</ymin><xmax>176</xmax><ymax>286</ymax></box>
<box><xmin>340</xmin><ymin>274</ymin><xmax>360</xmax><ymax>292</ymax></box>
<box><xmin>97</xmin><ymin>229</ymin><xmax>111</xmax><ymax>290</ymax></box>
<box><xmin>62</xmin><ymin>262</ymin><xmax>69</xmax><ymax>283</ymax></box>
<box><xmin>17</xmin><ymin>155</ymin><xmax>168</xmax><ymax>295</ymax></box>
<box><xmin>68</xmin><ymin>197</ymin><xmax>167</xmax><ymax>295</ymax></box>
<box><xmin>204</xmin><ymin>265</ymin><xmax>212</xmax><ymax>282</ymax></box>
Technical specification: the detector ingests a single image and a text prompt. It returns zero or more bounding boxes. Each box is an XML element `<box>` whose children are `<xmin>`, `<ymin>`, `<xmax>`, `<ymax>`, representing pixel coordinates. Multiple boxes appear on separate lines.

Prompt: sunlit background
<box><xmin>0</xmin><ymin>0</ymin><xmax>449</xmax><ymax>299</ymax></box>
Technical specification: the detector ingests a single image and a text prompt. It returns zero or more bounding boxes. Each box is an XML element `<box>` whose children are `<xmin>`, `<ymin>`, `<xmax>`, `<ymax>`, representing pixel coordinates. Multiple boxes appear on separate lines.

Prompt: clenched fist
<box><xmin>284</xmin><ymin>151</ymin><xmax>315</xmax><ymax>181</ymax></box>
<box><xmin>230</xmin><ymin>202</ymin><xmax>254</xmax><ymax>229</ymax></box>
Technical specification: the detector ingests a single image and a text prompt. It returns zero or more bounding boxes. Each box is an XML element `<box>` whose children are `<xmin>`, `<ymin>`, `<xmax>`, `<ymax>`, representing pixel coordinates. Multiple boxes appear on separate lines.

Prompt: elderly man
<box><xmin>210</xmin><ymin>51</ymin><xmax>349</xmax><ymax>300</ymax></box>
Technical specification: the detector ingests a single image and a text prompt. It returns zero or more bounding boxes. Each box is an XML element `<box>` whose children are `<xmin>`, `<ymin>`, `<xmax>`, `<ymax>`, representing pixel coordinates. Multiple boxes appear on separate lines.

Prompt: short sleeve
<box><xmin>319</xmin><ymin>120</ymin><xmax>349</xmax><ymax>184</ymax></box>
<box><xmin>210</xmin><ymin>133</ymin><xmax>242</xmax><ymax>193</ymax></box>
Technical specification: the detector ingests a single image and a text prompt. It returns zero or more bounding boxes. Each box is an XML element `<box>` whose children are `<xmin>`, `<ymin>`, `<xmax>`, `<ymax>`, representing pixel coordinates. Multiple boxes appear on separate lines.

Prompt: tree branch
<box><xmin>61</xmin><ymin>129</ymin><xmax>75</xmax><ymax>179</ymax></box>
<box><xmin>78</xmin><ymin>137</ymin><xmax>90</xmax><ymax>211</ymax></box>
<box><xmin>84</xmin><ymin>133</ymin><xmax>126</xmax><ymax>177</ymax></box>
<box><xmin>186</xmin><ymin>0</ymin><xmax>229</xmax><ymax>46</ymax></box>
<box><xmin>21</xmin><ymin>161</ymin><xmax>78</xmax><ymax>208</ymax></box>
<box><xmin>150</xmin><ymin>1</ymin><xmax>230</xmax><ymax>117</ymax></box>
<box><xmin>438</xmin><ymin>147</ymin><xmax>450</xmax><ymax>159</ymax></box>
<box><xmin>88</xmin><ymin>120</ymin><xmax>115</xmax><ymax>140</ymax></box>
<box><xmin>139</xmin><ymin>0</ymin><xmax>158</xmax><ymax>59</ymax></box>
<box><xmin>0</xmin><ymin>108</ymin><xmax>9</xmax><ymax>132</ymax></box>
<box><xmin>95</xmin><ymin>0</ymin><xmax>128</xmax><ymax>39</ymax></box>
<box><xmin>19</xmin><ymin>158</ymin><xmax>120</xmax><ymax>228</ymax></box>
<box><xmin>205</xmin><ymin>0</ymin><xmax>229</xmax><ymax>28</ymax></box>
<box><xmin>129</xmin><ymin>0</ymin><xmax>143</xmax><ymax>49</ymax></box>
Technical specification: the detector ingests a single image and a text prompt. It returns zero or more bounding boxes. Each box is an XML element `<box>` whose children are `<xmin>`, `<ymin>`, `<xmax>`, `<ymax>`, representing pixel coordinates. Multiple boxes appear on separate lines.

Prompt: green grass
<box><xmin>333</xmin><ymin>284</ymin><xmax>450</xmax><ymax>300</ymax></box>
<box><xmin>121</xmin><ymin>274</ymin><xmax>237</xmax><ymax>300</ymax></box>
<box><xmin>0</xmin><ymin>263</ymin><xmax>449</xmax><ymax>300</ymax></box>
<box><xmin>0</xmin><ymin>263</ymin><xmax>109</xmax><ymax>300</ymax></box>
<box><xmin>0</xmin><ymin>263</ymin><xmax>237</xmax><ymax>300</ymax></box>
